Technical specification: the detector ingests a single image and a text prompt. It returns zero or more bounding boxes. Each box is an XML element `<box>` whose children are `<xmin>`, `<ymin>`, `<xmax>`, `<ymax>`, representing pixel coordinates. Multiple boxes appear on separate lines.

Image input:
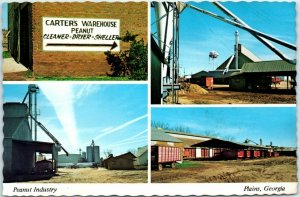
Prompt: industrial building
<box><xmin>3</xmin><ymin>85</ymin><xmax>70</xmax><ymax>182</ymax></box>
<box><xmin>190</xmin><ymin>43</ymin><xmax>296</xmax><ymax>91</ymax></box>
<box><xmin>135</xmin><ymin>146</ymin><xmax>148</xmax><ymax>167</ymax></box>
<box><xmin>191</xmin><ymin>43</ymin><xmax>261</xmax><ymax>84</ymax></box>
<box><xmin>103</xmin><ymin>152</ymin><xmax>136</xmax><ymax>170</ymax></box>
<box><xmin>57</xmin><ymin>140</ymin><xmax>101</xmax><ymax>167</ymax></box>
<box><xmin>7</xmin><ymin>2</ymin><xmax>147</xmax><ymax>77</ymax></box>
<box><xmin>3</xmin><ymin>102</ymin><xmax>59</xmax><ymax>182</ymax></box>
<box><xmin>151</xmin><ymin>128</ymin><xmax>296</xmax><ymax>165</ymax></box>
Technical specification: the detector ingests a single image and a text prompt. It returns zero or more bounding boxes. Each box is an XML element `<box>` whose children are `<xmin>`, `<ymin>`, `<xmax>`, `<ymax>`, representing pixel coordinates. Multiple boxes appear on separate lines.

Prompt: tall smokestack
<box><xmin>260</xmin><ymin>138</ymin><xmax>262</xmax><ymax>146</ymax></box>
<box><xmin>235</xmin><ymin>30</ymin><xmax>239</xmax><ymax>70</ymax></box>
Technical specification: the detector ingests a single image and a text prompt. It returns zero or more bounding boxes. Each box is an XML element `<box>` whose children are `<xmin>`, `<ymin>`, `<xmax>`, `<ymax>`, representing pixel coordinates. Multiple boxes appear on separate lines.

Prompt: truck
<box><xmin>151</xmin><ymin>146</ymin><xmax>181</xmax><ymax>171</ymax></box>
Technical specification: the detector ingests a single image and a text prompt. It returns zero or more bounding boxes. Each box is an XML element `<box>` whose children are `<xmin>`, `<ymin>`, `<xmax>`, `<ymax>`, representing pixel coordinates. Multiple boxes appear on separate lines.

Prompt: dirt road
<box><xmin>176</xmin><ymin>85</ymin><xmax>295</xmax><ymax>104</ymax></box>
<box><xmin>29</xmin><ymin>168</ymin><xmax>147</xmax><ymax>183</ymax></box>
<box><xmin>151</xmin><ymin>157</ymin><xmax>297</xmax><ymax>183</ymax></box>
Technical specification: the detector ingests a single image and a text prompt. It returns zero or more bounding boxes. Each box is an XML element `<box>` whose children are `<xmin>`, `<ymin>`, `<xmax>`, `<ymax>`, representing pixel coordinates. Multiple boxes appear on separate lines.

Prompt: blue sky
<box><xmin>3</xmin><ymin>84</ymin><xmax>148</xmax><ymax>157</ymax></box>
<box><xmin>152</xmin><ymin>107</ymin><xmax>296</xmax><ymax>147</ymax></box>
<box><xmin>2</xmin><ymin>3</ymin><xmax>8</xmax><ymax>29</ymax></box>
<box><xmin>151</xmin><ymin>2</ymin><xmax>296</xmax><ymax>75</ymax></box>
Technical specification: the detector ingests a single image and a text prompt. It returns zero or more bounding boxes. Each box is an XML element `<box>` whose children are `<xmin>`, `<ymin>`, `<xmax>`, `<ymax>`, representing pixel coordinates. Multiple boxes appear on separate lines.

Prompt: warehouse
<box><xmin>58</xmin><ymin>154</ymin><xmax>80</xmax><ymax>164</ymax></box>
<box><xmin>135</xmin><ymin>146</ymin><xmax>148</xmax><ymax>167</ymax></box>
<box><xmin>103</xmin><ymin>152</ymin><xmax>136</xmax><ymax>170</ymax></box>
<box><xmin>163</xmin><ymin>130</ymin><xmax>212</xmax><ymax>159</ymax></box>
<box><xmin>228</xmin><ymin>60</ymin><xmax>296</xmax><ymax>90</ymax></box>
<box><xmin>57</xmin><ymin>141</ymin><xmax>101</xmax><ymax>167</ymax></box>
<box><xmin>192</xmin><ymin>138</ymin><xmax>272</xmax><ymax>160</ymax></box>
<box><xmin>8</xmin><ymin>2</ymin><xmax>147</xmax><ymax>77</ymax></box>
<box><xmin>151</xmin><ymin>128</ymin><xmax>294</xmax><ymax>161</ymax></box>
<box><xmin>190</xmin><ymin>43</ymin><xmax>296</xmax><ymax>91</ymax></box>
<box><xmin>190</xmin><ymin>43</ymin><xmax>261</xmax><ymax>84</ymax></box>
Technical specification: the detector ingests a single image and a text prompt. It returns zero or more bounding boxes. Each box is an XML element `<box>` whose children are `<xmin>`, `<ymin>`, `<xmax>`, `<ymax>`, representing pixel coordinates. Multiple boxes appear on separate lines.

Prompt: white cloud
<box><xmin>115</xmin><ymin>129</ymin><xmax>147</xmax><ymax>144</ymax></box>
<box><xmin>39</xmin><ymin>84</ymin><xmax>78</xmax><ymax>148</ymax></box>
<box><xmin>75</xmin><ymin>84</ymin><xmax>101</xmax><ymax>100</ymax></box>
<box><xmin>91</xmin><ymin>114</ymin><xmax>148</xmax><ymax>143</ymax></box>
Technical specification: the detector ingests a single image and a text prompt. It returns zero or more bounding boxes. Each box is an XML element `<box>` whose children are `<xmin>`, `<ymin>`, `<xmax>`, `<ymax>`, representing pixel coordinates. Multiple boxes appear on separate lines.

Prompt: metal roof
<box><xmin>242</xmin><ymin>60</ymin><xmax>296</xmax><ymax>73</ymax></box>
<box><xmin>103</xmin><ymin>152</ymin><xmax>136</xmax><ymax>162</ymax></box>
<box><xmin>191</xmin><ymin>138</ymin><xmax>270</xmax><ymax>149</ymax></box>
<box><xmin>151</xmin><ymin>128</ymin><xmax>183</xmax><ymax>143</ymax></box>
<box><xmin>135</xmin><ymin>145</ymin><xmax>148</xmax><ymax>157</ymax></box>
<box><xmin>217</xmin><ymin>44</ymin><xmax>260</xmax><ymax>70</ymax></box>
<box><xmin>12</xmin><ymin>139</ymin><xmax>55</xmax><ymax>153</ymax></box>
<box><xmin>164</xmin><ymin>129</ymin><xmax>212</xmax><ymax>139</ymax></box>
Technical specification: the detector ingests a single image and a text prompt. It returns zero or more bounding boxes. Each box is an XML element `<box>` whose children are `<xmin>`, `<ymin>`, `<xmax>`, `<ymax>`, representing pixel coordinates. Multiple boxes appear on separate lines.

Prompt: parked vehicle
<box><xmin>151</xmin><ymin>146</ymin><xmax>181</xmax><ymax>171</ymax></box>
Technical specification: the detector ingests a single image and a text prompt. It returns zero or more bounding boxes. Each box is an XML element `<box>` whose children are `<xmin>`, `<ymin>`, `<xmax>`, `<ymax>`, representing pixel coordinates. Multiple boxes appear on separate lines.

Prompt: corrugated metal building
<box><xmin>192</xmin><ymin>138</ymin><xmax>272</xmax><ymax>159</ymax></box>
<box><xmin>228</xmin><ymin>60</ymin><xmax>296</xmax><ymax>90</ymax></box>
<box><xmin>3</xmin><ymin>102</ymin><xmax>58</xmax><ymax>182</ymax></box>
<box><xmin>58</xmin><ymin>154</ymin><xmax>80</xmax><ymax>164</ymax></box>
<box><xmin>191</xmin><ymin>44</ymin><xmax>261</xmax><ymax>84</ymax></box>
<box><xmin>191</xmin><ymin>43</ymin><xmax>296</xmax><ymax>90</ymax></box>
<box><xmin>163</xmin><ymin>130</ymin><xmax>213</xmax><ymax>159</ymax></box>
<box><xmin>216</xmin><ymin>44</ymin><xmax>261</xmax><ymax>71</ymax></box>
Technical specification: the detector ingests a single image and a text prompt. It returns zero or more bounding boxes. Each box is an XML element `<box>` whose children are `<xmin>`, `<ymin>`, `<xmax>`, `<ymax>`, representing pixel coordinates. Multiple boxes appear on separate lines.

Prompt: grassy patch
<box><xmin>3</xmin><ymin>51</ymin><xmax>11</xmax><ymax>59</ymax></box>
<box><xmin>35</xmin><ymin>76</ymin><xmax>131</xmax><ymax>81</ymax></box>
<box><xmin>176</xmin><ymin>161</ymin><xmax>203</xmax><ymax>169</ymax></box>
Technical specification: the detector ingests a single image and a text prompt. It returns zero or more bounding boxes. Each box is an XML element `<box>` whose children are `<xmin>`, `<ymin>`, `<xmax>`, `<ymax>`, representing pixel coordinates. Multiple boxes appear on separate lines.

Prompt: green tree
<box><xmin>104</xmin><ymin>31</ymin><xmax>147</xmax><ymax>80</ymax></box>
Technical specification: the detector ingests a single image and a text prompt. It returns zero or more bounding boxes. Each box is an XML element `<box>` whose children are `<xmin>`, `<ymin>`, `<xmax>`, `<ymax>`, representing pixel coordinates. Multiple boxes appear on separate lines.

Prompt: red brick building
<box><xmin>8</xmin><ymin>2</ymin><xmax>148</xmax><ymax>77</ymax></box>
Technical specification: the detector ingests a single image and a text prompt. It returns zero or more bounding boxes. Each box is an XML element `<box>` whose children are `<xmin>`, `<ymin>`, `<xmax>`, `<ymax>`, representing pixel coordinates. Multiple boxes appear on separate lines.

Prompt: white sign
<box><xmin>43</xmin><ymin>17</ymin><xmax>120</xmax><ymax>51</ymax></box>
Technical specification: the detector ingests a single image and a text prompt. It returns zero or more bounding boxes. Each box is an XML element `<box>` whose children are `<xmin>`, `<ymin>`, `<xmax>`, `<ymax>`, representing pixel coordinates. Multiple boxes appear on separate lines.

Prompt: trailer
<box><xmin>151</xmin><ymin>146</ymin><xmax>181</xmax><ymax>171</ymax></box>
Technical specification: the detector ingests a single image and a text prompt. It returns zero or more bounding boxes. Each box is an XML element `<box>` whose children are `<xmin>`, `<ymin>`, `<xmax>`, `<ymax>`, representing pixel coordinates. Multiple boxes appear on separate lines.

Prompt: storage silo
<box><xmin>87</xmin><ymin>146</ymin><xmax>93</xmax><ymax>162</ymax></box>
<box><xmin>86</xmin><ymin>145</ymin><xmax>100</xmax><ymax>163</ymax></box>
<box><xmin>4</xmin><ymin>103</ymin><xmax>32</xmax><ymax>141</ymax></box>
<box><xmin>3</xmin><ymin>103</ymin><xmax>35</xmax><ymax>180</ymax></box>
<box><xmin>93</xmin><ymin>146</ymin><xmax>100</xmax><ymax>163</ymax></box>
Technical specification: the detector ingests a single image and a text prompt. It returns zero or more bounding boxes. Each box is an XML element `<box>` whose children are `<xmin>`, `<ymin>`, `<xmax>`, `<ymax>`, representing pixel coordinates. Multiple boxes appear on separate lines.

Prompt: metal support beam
<box><xmin>186</xmin><ymin>3</ymin><xmax>296</xmax><ymax>51</ymax></box>
<box><xmin>212</xmin><ymin>1</ymin><xmax>294</xmax><ymax>63</ymax></box>
<box><xmin>34</xmin><ymin>89</ymin><xmax>37</xmax><ymax>141</ymax></box>
<box><xmin>30</xmin><ymin>115</ymin><xmax>69</xmax><ymax>156</ymax></box>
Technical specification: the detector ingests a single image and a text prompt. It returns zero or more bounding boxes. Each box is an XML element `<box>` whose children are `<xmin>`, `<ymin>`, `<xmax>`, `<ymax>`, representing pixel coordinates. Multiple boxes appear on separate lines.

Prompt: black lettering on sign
<box><xmin>94</xmin><ymin>35</ymin><xmax>119</xmax><ymax>40</ymax></box>
<box><xmin>72</xmin><ymin>34</ymin><xmax>92</xmax><ymax>40</ymax></box>
<box><xmin>71</xmin><ymin>28</ymin><xmax>94</xmax><ymax>34</ymax></box>
<box><xmin>45</xmin><ymin>20</ymin><xmax>78</xmax><ymax>26</ymax></box>
<box><xmin>81</xmin><ymin>21</ymin><xmax>117</xmax><ymax>27</ymax></box>
<box><xmin>43</xmin><ymin>34</ymin><xmax>70</xmax><ymax>39</ymax></box>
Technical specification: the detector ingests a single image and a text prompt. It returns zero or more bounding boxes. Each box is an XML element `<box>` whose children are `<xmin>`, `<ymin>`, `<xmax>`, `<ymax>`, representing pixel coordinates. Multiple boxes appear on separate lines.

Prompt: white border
<box><xmin>3</xmin><ymin>182</ymin><xmax>297</xmax><ymax>196</ymax></box>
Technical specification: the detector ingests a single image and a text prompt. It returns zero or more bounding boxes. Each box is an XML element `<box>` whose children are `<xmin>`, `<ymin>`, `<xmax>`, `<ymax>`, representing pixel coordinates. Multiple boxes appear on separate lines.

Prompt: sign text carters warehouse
<box><xmin>43</xmin><ymin>17</ymin><xmax>120</xmax><ymax>51</ymax></box>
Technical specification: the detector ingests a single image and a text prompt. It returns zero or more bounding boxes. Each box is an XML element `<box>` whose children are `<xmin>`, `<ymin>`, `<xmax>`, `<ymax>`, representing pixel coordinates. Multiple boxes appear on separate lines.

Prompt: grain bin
<box><xmin>86</xmin><ymin>145</ymin><xmax>100</xmax><ymax>164</ymax></box>
<box><xmin>3</xmin><ymin>103</ymin><xmax>32</xmax><ymax>141</ymax></box>
<box><xmin>93</xmin><ymin>146</ymin><xmax>100</xmax><ymax>163</ymax></box>
<box><xmin>87</xmin><ymin>146</ymin><xmax>93</xmax><ymax>162</ymax></box>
